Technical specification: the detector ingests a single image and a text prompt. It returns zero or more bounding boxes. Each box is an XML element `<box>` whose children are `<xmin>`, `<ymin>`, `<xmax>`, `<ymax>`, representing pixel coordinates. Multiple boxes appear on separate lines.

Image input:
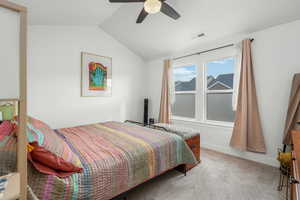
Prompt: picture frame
<box><xmin>81</xmin><ymin>52</ymin><xmax>112</xmax><ymax>97</ymax></box>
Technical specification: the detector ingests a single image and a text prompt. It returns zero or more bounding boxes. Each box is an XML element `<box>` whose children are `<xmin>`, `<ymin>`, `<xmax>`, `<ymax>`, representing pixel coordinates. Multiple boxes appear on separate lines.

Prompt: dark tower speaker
<box><xmin>144</xmin><ymin>98</ymin><xmax>149</xmax><ymax>126</ymax></box>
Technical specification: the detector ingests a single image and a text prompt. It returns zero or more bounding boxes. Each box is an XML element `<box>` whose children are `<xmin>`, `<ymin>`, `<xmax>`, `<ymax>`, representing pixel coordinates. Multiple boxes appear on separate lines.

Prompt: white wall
<box><xmin>146</xmin><ymin>20</ymin><xmax>300</xmax><ymax>167</ymax></box>
<box><xmin>0</xmin><ymin>7</ymin><xmax>20</xmax><ymax>99</ymax></box>
<box><xmin>28</xmin><ymin>26</ymin><xmax>147</xmax><ymax>129</ymax></box>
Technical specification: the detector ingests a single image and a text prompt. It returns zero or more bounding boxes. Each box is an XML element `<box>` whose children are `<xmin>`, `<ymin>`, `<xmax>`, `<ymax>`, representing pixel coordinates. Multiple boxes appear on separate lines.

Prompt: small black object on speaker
<box><xmin>144</xmin><ymin>98</ymin><xmax>149</xmax><ymax>126</ymax></box>
<box><xmin>149</xmin><ymin>118</ymin><xmax>155</xmax><ymax>125</ymax></box>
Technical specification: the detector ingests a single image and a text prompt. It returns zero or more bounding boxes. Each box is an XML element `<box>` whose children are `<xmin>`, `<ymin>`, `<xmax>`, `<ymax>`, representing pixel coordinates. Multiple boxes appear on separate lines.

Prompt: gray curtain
<box><xmin>230</xmin><ymin>39</ymin><xmax>266</xmax><ymax>153</ymax></box>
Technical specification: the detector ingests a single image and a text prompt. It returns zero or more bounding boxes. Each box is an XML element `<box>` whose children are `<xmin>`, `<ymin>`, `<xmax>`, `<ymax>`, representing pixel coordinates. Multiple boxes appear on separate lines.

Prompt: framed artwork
<box><xmin>81</xmin><ymin>52</ymin><xmax>112</xmax><ymax>97</ymax></box>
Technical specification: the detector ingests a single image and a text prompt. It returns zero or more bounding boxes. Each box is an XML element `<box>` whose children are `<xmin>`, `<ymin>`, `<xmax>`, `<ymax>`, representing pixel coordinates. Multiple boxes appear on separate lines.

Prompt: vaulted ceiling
<box><xmin>11</xmin><ymin>0</ymin><xmax>300</xmax><ymax>60</ymax></box>
<box><xmin>10</xmin><ymin>0</ymin><xmax>121</xmax><ymax>25</ymax></box>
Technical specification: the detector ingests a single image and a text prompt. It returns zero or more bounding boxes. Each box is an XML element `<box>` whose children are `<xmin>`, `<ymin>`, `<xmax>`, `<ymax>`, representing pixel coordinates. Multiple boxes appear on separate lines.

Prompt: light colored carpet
<box><xmin>121</xmin><ymin>149</ymin><xmax>285</xmax><ymax>200</ymax></box>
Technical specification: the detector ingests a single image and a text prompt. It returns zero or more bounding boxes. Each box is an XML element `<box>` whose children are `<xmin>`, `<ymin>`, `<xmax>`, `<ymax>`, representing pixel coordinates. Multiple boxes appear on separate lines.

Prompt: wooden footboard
<box><xmin>184</xmin><ymin>135</ymin><xmax>201</xmax><ymax>171</ymax></box>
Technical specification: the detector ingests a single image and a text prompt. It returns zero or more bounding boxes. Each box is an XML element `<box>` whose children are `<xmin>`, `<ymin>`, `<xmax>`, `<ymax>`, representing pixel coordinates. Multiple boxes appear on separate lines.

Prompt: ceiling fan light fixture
<box><xmin>144</xmin><ymin>0</ymin><xmax>162</xmax><ymax>14</ymax></box>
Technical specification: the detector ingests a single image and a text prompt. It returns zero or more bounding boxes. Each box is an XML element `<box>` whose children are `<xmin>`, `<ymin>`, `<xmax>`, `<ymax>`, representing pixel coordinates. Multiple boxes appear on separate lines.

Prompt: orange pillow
<box><xmin>26</xmin><ymin>116</ymin><xmax>82</xmax><ymax>168</ymax></box>
<box><xmin>28</xmin><ymin>142</ymin><xmax>83</xmax><ymax>178</ymax></box>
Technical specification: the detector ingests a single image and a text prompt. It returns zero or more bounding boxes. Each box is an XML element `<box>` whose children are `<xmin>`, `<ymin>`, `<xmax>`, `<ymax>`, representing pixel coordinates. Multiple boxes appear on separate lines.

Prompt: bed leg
<box><xmin>184</xmin><ymin>167</ymin><xmax>187</xmax><ymax>176</ymax></box>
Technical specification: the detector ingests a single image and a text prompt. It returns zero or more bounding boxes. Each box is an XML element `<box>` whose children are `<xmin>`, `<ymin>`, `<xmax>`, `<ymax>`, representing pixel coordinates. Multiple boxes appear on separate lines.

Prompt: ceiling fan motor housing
<box><xmin>144</xmin><ymin>0</ymin><xmax>162</xmax><ymax>14</ymax></box>
<box><xmin>109</xmin><ymin>0</ymin><xmax>181</xmax><ymax>23</ymax></box>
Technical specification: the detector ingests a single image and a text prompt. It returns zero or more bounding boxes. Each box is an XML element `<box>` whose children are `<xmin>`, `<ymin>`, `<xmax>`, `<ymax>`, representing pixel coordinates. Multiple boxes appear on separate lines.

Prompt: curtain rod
<box><xmin>173</xmin><ymin>38</ymin><xmax>254</xmax><ymax>61</ymax></box>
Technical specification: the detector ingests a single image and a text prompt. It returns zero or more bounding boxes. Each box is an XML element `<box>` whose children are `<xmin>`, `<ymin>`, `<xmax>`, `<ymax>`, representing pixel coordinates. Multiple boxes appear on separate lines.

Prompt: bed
<box><xmin>25</xmin><ymin>121</ymin><xmax>196</xmax><ymax>200</ymax></box>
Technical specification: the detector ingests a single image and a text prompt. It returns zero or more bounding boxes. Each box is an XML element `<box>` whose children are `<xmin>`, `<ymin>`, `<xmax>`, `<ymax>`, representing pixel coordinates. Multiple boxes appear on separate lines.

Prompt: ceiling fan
<box><xmin>109</xmin><ymin>0</ymin><xmax>181</xmax><ymax>24</ymax></box>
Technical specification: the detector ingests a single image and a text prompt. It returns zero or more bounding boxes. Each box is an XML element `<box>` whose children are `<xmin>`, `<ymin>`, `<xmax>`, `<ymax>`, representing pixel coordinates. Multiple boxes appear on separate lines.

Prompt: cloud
<box><xmin>210</xmin><ymin>60</ymin><xmax>226</xmax><ymax>64</ymax></box>
<box><xmin>173</xmin><ymin>66</ymin><xmax>196</xmax><ymax>82</ymax></box>
<box><xmin>210</xmin><ymin>57</ymin><xmax>233</xmax><ymax>64</ymax></box>
<box><xmin>174</xmin><ymin>68</ymin><xmax>195</xmax><ymax>75</ymax></box>
<box><xmin>175</xmin><ymin>74</ymin><xmax>195</xmax><ymax>80</ymax></box>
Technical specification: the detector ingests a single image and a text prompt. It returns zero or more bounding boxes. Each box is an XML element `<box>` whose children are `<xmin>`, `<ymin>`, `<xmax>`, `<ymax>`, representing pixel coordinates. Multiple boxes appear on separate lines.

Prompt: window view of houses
<box><xmin>207</xmin><ymin>73</ymin><xmax>233</xmax><ymax>90</ymax></box>
<box><xmin>173</xmin><ymin>65</ymin><xmax>196</xmax><ymax>118</ymax></box>
<box><xmin>206</xmin><ymin>57</ymin><xmax>235</xmax><ymax>123</ymax></box>
<box><xmin>172</xmin><ymin>57</ymin><xmax>236</xmax><ymax>123</ymax></box>
<box><xmin>174</xmin><ymin>65</ymin><xmax>196</xmax><ymax>91</ymax></box>
<box><xmin>173</xmin><ymin>59</ymin><xmax>234</xmax><ymax>92</ymax></box>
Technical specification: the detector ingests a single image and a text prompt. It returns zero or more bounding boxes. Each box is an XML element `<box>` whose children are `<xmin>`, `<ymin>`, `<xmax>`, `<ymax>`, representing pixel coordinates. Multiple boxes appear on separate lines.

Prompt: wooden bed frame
<box><xmin>0</xmin><ymin>1</ymin><xmax>27</xmax><ymax>199</ymax></box>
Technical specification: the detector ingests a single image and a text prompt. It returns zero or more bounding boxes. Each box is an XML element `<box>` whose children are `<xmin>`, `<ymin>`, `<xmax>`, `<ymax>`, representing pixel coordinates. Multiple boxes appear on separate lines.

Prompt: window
<box><xmin>171</xmin><ymin>53</ymin><xmax>236</xmax><ymax>126</ymax></box>
<box><xmin>172</xmin><ymin>65</ymin><xmax>196</xmax><ymax>118</ymax></box>
<box><xmin>205</xmin><ymin>57</ymin><xmax>235</xmax><ymax>123</ymax></box>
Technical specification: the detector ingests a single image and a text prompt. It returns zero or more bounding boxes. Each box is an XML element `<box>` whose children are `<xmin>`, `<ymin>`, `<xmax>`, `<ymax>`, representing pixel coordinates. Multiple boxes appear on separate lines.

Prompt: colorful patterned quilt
<box><xmin>0</xmin><ymin>134</ymin><xmax>16</xmax><ymax>176</ymax></box>
<box><xmin>28</xmin><ymin>121</ymin><xmax>196</xmax><ymax>200</ymax></box>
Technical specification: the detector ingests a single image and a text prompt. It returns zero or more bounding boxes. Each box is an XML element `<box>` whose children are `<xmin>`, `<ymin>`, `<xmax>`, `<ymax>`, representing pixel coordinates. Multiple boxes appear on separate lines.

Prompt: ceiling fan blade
<box><xmin>160</xmin><ymin>2</ymin><xmax>180</xmax><ymax>20</ymax></box>
<box><xmin>109</xmin><ymin>0</ymin><xmax>144</xmax><ymax>2</ymax></box>
<box><xmin>136</xmin><ymin>8</ymin><xmax>148</xmax><ymax>23</ymax></box>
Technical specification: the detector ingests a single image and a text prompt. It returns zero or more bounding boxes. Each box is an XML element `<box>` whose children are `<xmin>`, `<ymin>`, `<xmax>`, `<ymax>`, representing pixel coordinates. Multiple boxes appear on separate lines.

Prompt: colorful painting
<box><xmin>88</xmin><ymin>62</ymin><xmax>107</xmax><ymax>91</ymax></box>
<box><xmin>81</xmin><ymin>52</ymin><xmax>112</xmax><ymax>97</ymax></box>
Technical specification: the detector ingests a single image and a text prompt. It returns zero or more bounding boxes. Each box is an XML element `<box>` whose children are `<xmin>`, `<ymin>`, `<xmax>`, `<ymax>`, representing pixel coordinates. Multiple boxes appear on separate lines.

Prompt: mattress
<box><xmin>155</xmin><ymin>123</ymin><xmax>200</xmax><ymax>139</ymax></box>
<box><xmin>28</xmin><ymin>121</ymin><xmax>196</xmax><ymax>200</ymax></box>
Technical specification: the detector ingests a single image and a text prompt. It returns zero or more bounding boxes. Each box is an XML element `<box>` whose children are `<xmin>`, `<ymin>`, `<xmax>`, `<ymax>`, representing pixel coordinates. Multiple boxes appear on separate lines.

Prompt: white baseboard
<box><xmin>201</xmin><ymin>142</ymin><xmax>279</xmax><ymax>167</ymax></box>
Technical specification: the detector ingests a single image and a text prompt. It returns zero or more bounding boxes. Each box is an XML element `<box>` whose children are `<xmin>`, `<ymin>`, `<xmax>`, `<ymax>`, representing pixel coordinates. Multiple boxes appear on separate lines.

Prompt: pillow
<box><xmin>28</xmin><ymin>142</ymin><xmax>82</xmax><ymax>178</ymax></box>
<box><xmin>27</xmin><ymin>116</ymin><xmax>82</xmax><ymax>168</ymax></box>
<box><xmin>0</xmin><ymin>121</ymin><xmax>16</xmax><ymax>141</ymax></box>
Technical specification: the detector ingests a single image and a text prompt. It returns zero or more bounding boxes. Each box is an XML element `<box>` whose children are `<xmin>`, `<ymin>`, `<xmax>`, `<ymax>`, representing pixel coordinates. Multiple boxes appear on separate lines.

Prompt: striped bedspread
<box><xmin>28</xmin><ymin>121</ymin><xmax>196</xmax><ymax>200</ymax></box>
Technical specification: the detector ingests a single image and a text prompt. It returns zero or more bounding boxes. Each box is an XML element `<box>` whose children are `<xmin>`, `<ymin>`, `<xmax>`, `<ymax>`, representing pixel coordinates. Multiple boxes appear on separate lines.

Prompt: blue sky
<box><xmin>173</xmin><ymin>65</ymin><xmax>196</xmax><ymax>82</ymax></box>
<box><xmin>206</xmin><ymin>57</ymin><xmax>234</xmax><ymax>78</ymax></box>
<box><xmin>173</xmin><ymin>57</ymin><xmax>234</xmax><ymax>82</ymax></box>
